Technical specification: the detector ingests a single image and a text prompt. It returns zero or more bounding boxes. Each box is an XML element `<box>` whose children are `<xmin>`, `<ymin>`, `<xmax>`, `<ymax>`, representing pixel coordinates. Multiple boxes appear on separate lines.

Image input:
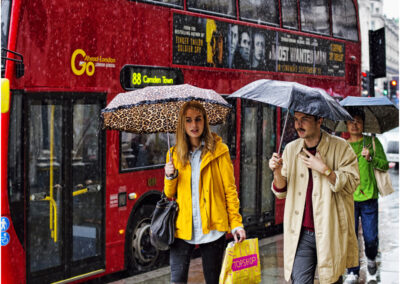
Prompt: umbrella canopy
<box><xmin>335</xmin><ymin>96</ymin><xmax>399</xmax><ymax>134</ymax></box>
<box><xmin>102</xmin><ymin>84</ymin><xmax>231</xmax><ymax>133</ymax></box>
<box><xmin>228</xmin><ymin>79</ymin><xmax>352</xmax><ymax>125</ymax></box>
<box><xmin>227</xmin><ymin>79</ymin><xmax>352</xmax><ymax>153</ymax></box>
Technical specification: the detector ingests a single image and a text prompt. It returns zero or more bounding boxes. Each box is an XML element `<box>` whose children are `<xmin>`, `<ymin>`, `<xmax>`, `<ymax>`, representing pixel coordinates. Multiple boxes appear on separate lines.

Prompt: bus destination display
<box><xmin>120</xmin><ymin>65</ymin><xmax>184</xmax><ymax>90</ymax></box>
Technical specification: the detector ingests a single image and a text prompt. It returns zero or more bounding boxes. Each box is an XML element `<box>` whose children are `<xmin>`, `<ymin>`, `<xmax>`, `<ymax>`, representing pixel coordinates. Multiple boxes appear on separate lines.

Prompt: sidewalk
<box><xmin>109</xmin><ymin>169</ymin><xmax>399</xmax><ymax>284</ymax></box>
<box><xmin>109</xmin><ymin>235</ymin><xmax>284</xmax><ymax>284</ymax></box>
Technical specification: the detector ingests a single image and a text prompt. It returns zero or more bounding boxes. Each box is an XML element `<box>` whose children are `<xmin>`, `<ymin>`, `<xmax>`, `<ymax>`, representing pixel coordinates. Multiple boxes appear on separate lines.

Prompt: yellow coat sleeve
<box><xmin>218</xmin><ymin>150</ymin><xmax>243</xmax><ymax>231</ymax></box>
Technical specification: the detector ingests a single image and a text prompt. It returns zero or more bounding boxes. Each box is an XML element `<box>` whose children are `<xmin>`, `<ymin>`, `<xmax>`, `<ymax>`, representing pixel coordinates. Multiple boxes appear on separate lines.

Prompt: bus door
<box><xmin>240</xmin><ymin>101</ymin><xmax>276</xmax><ymax>228</ymax></box>
<box><xmin>25</xmin><ymin>93</ymin><xmax>105</xmax><ymax>283</ymax></box>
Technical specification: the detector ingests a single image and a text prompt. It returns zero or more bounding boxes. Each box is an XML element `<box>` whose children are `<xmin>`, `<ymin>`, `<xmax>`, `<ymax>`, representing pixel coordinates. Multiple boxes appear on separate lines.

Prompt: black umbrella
<box><xmin>335</xmin><ymin>96</ymin><xmax>399</xmax><ymax>134</ymax></box>
<box><xmin>227</xmin><ymin>79</ymin><xmax>352</xmax><ymax>153</ymax></box>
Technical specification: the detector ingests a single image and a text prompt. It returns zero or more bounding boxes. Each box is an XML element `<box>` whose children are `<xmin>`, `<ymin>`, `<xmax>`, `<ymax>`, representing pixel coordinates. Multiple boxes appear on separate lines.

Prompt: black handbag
<box><xmin>150</xmin><ymin>192</ymin><xmax>178</xmax><ymax>251</ymax></box>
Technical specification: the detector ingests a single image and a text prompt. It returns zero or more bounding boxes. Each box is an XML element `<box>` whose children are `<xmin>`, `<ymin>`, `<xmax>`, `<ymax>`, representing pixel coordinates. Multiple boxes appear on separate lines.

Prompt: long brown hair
<box><xmin>175</xmin><ymin>101</ymin><xmax>216</xmax><ymax>165</ymax></box>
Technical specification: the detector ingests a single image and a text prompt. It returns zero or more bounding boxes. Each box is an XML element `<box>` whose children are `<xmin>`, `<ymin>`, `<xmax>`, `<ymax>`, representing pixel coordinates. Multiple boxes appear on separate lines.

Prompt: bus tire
<box><xmin>126</xmin><ymin>204</ymin><xmax>168</xmax><ymax>273</ymax></box>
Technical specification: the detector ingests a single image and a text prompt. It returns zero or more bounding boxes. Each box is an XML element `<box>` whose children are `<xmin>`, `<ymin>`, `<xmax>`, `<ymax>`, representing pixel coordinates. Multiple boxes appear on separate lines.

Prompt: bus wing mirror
<box><xmin>1</xmin><ymin>48</ymin><xmax>24</xmax><ymax>78</ymax></box>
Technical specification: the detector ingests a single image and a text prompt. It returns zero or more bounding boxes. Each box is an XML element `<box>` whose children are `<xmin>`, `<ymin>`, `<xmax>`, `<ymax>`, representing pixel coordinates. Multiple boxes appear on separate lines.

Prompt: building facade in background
<box><xmin>359</xmin><ymin>0</ymin><xmax>399</xmax><ymax>100</ymax></box>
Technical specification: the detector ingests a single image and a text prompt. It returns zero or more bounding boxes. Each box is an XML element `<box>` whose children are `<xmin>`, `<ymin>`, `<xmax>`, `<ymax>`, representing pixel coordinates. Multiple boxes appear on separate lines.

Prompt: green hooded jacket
<box><xmin>348</xmin><ymin>135</ymin><xmax>389</xmax><ymax>201</ymax></box>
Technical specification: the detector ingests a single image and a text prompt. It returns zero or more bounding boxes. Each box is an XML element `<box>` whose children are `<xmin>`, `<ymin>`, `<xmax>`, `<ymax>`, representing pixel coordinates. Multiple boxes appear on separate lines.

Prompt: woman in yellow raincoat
<box><xmin>164</xmin><ymin>101</ymin><xmax>246</xmax><ymax>284</ymax></box>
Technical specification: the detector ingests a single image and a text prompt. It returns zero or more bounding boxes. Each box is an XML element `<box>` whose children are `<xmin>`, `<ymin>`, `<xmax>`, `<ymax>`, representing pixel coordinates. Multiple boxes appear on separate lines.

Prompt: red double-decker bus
<box><xmin>1</xmin><ymin>0</ymin><xmax>361</xmax><ymax>283</ymax></box>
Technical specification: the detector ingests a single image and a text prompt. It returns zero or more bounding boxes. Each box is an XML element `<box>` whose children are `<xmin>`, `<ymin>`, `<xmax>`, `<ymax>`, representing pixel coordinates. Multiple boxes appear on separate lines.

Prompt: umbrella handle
<box><xmin>167</xmin><ymin>132</ymin><xmax>171</xmax><ymax>160</ymax></box>
<box><xmin>278</xmin><ymin>111</ymin><xmax>289</xmax><ymax>155</ymax></box>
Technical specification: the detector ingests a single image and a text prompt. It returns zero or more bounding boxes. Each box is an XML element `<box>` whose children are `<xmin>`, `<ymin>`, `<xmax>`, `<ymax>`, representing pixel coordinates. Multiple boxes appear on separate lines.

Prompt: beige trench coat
<box><xmin>272</xmin><ymin>131</ymin><xmax>360</xmax><ymax>283</ymax></box>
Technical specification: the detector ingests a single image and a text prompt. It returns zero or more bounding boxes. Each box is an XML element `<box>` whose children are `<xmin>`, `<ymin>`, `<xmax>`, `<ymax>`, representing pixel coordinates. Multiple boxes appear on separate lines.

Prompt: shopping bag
<box><xmin>219</xmin><ymin>238</ymin><xmax>261</xmax><ymax>284</ymax></box>
<box><xmin>372</xmin><ymin>137</ymin><xmax>395</xmax><ymax>197</ymax></box>
<box><xmin>374</xmin><ymin>168</ymin><xmax>395</xmax><ymax>196</ymax></box>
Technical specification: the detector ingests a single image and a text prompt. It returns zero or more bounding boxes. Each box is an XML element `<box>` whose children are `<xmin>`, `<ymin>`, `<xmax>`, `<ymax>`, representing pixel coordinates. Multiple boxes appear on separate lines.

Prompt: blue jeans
<box><xmin>348</xmin><ymin>199</ymin><xmax>379</xmax><ymax>276</ymax></box>
<box><xmin>292</xmin><ymin>230</ymin><xmax>343</xmax><ymax>284</ymax></box>
<box><xmin>170</xmin><ymin>236</ymin><xmax>226</xmax><ymax>284</ymax></box>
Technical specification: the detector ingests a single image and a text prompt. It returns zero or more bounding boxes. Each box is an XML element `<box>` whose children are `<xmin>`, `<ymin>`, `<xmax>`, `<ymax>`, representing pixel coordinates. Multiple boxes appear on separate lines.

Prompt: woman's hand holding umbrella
<box><xmin>165</xmin><ymin>158</ymin><xmax>176</xmax><ymax>178</ymax></box>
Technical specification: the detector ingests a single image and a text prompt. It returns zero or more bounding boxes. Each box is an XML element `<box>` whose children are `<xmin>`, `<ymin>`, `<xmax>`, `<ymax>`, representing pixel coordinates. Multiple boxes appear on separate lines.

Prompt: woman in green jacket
<box><xmin>344</xmin><ymin>107</ymin><xmax>389</xmax><ymax>284</ymax></box>
<box><xmin>164</xmin><ymin>101</ymin><xmax>246</xmax><ymax>284</ymax></box>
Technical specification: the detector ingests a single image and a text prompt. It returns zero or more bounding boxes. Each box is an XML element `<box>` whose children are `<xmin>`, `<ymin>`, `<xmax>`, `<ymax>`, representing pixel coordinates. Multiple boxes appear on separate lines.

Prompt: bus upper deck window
<box><xmin>282</xmin><ymin>0</ymin><xmax>298</xmax><ymax>29</ymax></box>
<box><xmin>332</xmin><ymin>0</ymin><xmax>359</xmax><ymax>41</ymax></box>
<box><xmin>187</xmin><ymin>0</ymin><xmax>236</xmax><ymax>17</ymax></box>
<box><xmin>138</xmin><ymin>0</ymin><xmax>183</xmax><ymax>7</ymax></box>
<box><xmin>239</xmin><ymin>0</ymin><xmax>279</xmax><ymax>25</ymax></box>
<box><xmin>155</xmin><ymin>0</ymin><xmax>182</xmax><ymax>6</ymax></box>
<box><xmin>300</xmin><ymin>0</ymin><xmax>330</xmax><ymax>35</ymax></box>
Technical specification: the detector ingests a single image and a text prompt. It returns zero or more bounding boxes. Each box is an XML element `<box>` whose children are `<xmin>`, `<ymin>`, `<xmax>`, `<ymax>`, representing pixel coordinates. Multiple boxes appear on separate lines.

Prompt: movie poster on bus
<box><xmin>173</xmin><ymin>14</ymin><xmax>208</xmax><ymax>66</ymax></box>
<box><xmin>172</xmin><ymin>13</ymin><xmax>345</xmax><ymax>77</ymax></box>
<box><xmin>270</xmin><ymin>32</ymin><xmax>345</xmax><ymax>77</ymax></box>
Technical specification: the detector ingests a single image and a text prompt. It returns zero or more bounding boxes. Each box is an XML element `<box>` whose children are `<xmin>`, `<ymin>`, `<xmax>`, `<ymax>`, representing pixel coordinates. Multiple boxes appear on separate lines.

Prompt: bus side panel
<box><xmin>0</xmin><ymin>221</ymin><xmax>26</xmax><ymax>284</ymax></box>
<box><xmin>104</xmin><ymin>131</ymin><xmax>125</xmax><ymax>273</ymax></box>
<box><xmin>2</xmin><ymin>0</ymin><xmax>26</xmax><ymax>282</ymax></box>
<box><xmin>1</xmin><ymin>98</ymin><xmax>25</xmax><ymax>283</ymax></box>
<box><xmin>104</xmin><ymin>131</ymin><xmax>167</xmax><ymax>273</ymax></box>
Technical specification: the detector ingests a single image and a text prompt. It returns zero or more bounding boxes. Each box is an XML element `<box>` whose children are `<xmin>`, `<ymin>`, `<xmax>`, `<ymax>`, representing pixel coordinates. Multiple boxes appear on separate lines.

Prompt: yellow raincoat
<box><xmin>164</xmin><ymin>134</ymin><xmax>243</xmax><ymax>240</ymax></box>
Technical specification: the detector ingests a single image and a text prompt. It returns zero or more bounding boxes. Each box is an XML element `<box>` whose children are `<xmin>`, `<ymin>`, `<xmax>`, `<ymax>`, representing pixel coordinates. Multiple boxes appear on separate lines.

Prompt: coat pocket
<box><xmin>335</xmin><ymin>193</ymin><xmax>348</xmax><ymax>232</ymax></box>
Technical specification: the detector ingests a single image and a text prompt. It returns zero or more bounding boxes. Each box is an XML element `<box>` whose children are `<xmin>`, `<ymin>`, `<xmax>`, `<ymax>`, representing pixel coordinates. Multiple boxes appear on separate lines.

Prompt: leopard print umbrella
<box><xmin>102</xmin><ymin>84</ymin><xmax>231</xmax><ymax>133</ymax></box>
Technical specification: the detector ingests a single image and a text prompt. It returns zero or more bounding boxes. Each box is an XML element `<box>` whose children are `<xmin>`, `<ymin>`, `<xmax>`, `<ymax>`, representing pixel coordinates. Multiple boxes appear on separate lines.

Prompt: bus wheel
<box><xmin>126</xmin><ymin>204</ymin><xmax>167</xmax><ymax>273</ymax></box>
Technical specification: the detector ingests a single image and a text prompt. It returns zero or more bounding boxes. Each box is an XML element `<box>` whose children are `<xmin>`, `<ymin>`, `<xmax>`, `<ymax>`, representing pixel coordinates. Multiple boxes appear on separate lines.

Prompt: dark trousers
<box><xmin>169</xmin><ymin>236</ymin><xmax>226</xmax><ymax>284</ymax></box>
<box><xmin>291</xmin><ymin>230</ymin><xmax>343</xmax><ymax>284</ymax></box>
<box><xmin>348</xmin><ymin>198</ymin><xmax>379</xmax><ymax>275</ymax></box>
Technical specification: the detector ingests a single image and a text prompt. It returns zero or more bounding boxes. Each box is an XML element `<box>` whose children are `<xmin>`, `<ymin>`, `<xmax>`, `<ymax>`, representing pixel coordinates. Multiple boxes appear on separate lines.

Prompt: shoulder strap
<box><xmin>372</xmin><ymin>136</ymin><xmax>376</xmax><ymax>151</ymax></box>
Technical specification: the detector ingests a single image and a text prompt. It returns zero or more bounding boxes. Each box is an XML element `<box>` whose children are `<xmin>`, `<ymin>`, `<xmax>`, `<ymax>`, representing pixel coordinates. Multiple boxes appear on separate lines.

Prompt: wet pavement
<box><xmin>109</xmin><ymin>168</ymin><xmax>399</xmax><ymax>284</ymax></box>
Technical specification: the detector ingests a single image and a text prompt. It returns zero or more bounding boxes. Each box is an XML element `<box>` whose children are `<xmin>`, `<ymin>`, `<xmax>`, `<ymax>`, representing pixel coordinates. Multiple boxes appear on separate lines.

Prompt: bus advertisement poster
<box><xmin>172</xmin><ymin>13</ymin><xmax>345</xmax><ymax>77</ymax></box>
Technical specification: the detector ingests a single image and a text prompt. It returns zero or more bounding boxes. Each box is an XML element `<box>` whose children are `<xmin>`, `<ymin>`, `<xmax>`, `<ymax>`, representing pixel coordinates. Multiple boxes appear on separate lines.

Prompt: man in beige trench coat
<box><xmin>269</xmin><ymin>112</ymin><xmax>360</xmax><ymax>284</ymax></box>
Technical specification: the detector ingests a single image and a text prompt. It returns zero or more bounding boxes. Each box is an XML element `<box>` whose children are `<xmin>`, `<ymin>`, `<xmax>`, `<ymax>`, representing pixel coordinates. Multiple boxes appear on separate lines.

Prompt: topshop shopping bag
<box><xmin>219</xmin><ymin>238</ymin><xmax>261</xmax><ymax>284</ymax></box>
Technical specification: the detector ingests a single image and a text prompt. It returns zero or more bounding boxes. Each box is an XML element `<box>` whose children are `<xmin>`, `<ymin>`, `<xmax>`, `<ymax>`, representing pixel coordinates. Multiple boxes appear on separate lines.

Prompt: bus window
<box><xmin>8</xmin><ymin>94</ymin><xmax>24</xmax><ymax>244</ymax></box>
<box><xmin>300</xmin><ymin>0</ymin><xmax>330</xmax><ymax>35</ymax></box>
<box><xmin>187</xmin><ymin>0</ymin><xmax>236</xmax><ymax>17</ymax></box>
<box><xmin>72</xmin><ymin>103</ymin><xmax>103</xmax><ymax>261</ymax></box>
<box><xmin>332</xmin><ymin>0</ymin><xmax>358</xmax><ymax>41</ymax></box>
<box><xmin>281</xmin><ymin>0</ymin><xmax>298</xmax><ymax>29</ymax></box>
<box><xmin>210</xmin><ymin>102</ymin><xmax>236</xmax><ymax>159</ymax></box>
<box><xmin>139</xmin><ymin>0</ymin><xmax>183</xmax><ymax>7</ymax></box>
<box><xmin>239</xmin><ymin>0</ymin><xmax>279</xmax><ymax>25</ymax></box>
<box><xmin>241</xmin><ymin>105</ymin><xmax>258</xmax><ymax>220</ymax></box>
<box><xmin>261</xmin><ymin>106</ymin><xmax>275</xmax><ymax>217</ymax></box>
<box><xmin>28</xmin><ymin>102</ymin><xmax>63</xmax><ymax>272</ymax></box>
<box><xmin>280</xmin><ymin>110</ymin><xmax>299</xmax><ymax>150</ymax></box>
<box><xmin>120</xmin><ymin>133</ymin><xmax>176</xmax><ymax>171</ymax></box>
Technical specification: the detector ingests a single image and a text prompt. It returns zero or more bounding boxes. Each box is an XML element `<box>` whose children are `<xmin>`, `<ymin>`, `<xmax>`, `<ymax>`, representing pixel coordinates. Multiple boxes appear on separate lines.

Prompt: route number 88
<box><xmin>132</xmin><ymin>73</ymin><xmax>142</xmax><ymax>85</ymax></box>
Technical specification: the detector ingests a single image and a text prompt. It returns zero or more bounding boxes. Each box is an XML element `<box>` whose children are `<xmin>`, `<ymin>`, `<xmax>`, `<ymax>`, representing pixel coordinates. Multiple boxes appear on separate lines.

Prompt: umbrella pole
<box><xmin>167</xmin><ymin>132</ymin><xmax>172</xmax><ymax>159</ymax></box>
<box><xmin>278</xmin><ymin>110</ymin><xmax>289</xmax><ymax>155</ymax></box>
